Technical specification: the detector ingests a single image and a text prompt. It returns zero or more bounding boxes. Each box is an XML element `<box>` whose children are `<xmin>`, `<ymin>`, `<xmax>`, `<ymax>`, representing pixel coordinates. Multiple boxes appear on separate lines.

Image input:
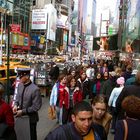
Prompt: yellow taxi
<box><xmin>53</xmin><ymin>56</ymin><xmax>66</xmax><ymax>63</ymax></box>
<box><xmin>0</xmin><ymin>61</ymin><xmax>30</xmax><ymax>87</ymax></box>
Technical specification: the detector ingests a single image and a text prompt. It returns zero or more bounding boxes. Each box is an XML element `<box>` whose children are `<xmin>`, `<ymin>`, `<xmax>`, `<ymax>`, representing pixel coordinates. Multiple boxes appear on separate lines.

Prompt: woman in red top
<box><xmin>66</xmin><ymin>77</ymin><xmax>83</xmax><ymax>122</ymax></box>
<box><xmin>0</xmin><ymin>84</ymin><xmax>16</xmax><ymax>140</ymax></box>
<box><xmin>55</xmin><ymin>74</ymin><xmax>68</xmax><ymax>125</ymax></box>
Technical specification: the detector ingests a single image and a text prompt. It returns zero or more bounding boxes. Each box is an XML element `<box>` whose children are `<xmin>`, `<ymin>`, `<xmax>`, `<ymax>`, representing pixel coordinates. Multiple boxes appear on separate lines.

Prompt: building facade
<box><xmin>125</xmin><ymin>0</ymin><xmax>140</xmax><ymax>52</ymax></box>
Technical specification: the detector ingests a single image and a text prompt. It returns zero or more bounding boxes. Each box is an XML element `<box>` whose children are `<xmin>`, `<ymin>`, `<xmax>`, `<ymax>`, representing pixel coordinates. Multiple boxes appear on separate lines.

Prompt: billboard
<box><xmin>10</xmin><ymin>24</ymin><xmax>21</xmax><ymax>32</ymax></box>
<box><xmin>32</xmin><ymin>9</ymin><xmax>47</xmax><ymax>30</ymax></box>
<box><xmin>45</xmin><ymin>4</ymin><xmax>57</xmax><ymax>41</ymax></box>
<box><xmin>93</xmin><ymin>34</ymin><xmax>118</xmax><ymax>50</ymax></box>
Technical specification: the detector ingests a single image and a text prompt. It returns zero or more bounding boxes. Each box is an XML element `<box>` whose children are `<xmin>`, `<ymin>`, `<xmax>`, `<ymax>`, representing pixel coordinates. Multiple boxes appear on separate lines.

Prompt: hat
<box><xmin>117</xmin><ymin>77</ymin><xmax>125</xmax><ymax>85</ymax></box>
<box><xmin>17</xmin><ymin>68</ymin><xmax>31</xmax><ymax>78</ymax></box>
<box><xmin>109</xmin><ymin>71</ymin><xmax>116</xmax><ymax>77</ymax></box>
<box><xmin>132</xmin><ymin>69</ymin><xmax>138</xmax><ymax>75</ymax></box>
<box><xmin>80</xmin><ymin>70</ymin><xmax>86</xmax><ymax>75</ymax></box>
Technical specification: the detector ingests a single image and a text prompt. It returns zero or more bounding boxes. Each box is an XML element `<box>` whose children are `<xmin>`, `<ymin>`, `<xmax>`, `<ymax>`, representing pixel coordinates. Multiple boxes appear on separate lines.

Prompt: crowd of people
<box><xmin>47</xmin><ymin>58</ymin><xmax>140</xmax><ymax>140</ymax></box>
<box><xmin>1</xmin><ymin>56</ymin><xmax>140</xmax><ymax>140</ymax></box>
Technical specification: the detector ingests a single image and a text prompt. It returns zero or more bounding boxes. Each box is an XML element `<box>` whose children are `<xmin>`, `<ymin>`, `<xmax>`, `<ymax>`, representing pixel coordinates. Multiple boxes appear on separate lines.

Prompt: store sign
<box><xmin>32</xmin><ymin>9</ymin><xmax>47</xmax><ymax>30</ymax></box>
<box><xmin>10</xmin><ymin>24</ymin><xmax>21</xmax><ymax>32</ymax></box>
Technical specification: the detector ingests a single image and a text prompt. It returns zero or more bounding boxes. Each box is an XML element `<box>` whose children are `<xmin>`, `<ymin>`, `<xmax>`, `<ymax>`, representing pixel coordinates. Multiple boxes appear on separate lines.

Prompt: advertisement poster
<box><xmin>93</xmin><ymin>34</ymin><xmax>118</xmax><ymax>50</ymax></box>
<box><xmin>32</xmin><ymin>9</ymin><xmax>47</xmax><ymax>30</ymax></box>
<box><xmin>11</xmin><ymin>33</ymin><xmax>18</xmax><ymax>45</ymax></box>
<box><xmin>24</xmin><ymin>37</ymin><xmax>29</xmax><ymax>46</ymax></box>
<box><xmin>18</xmin><ymin>34</ymin><xmax>24</xmax><ymax>46</ymax></box>
<box><xmin>45</xmin><ymin>4</ymin><xmax>57</xmax><ymax>41</ymax></box>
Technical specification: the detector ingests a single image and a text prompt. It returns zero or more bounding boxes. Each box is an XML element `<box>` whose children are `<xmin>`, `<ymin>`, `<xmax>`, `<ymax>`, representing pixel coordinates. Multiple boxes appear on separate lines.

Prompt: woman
<box><xmin>92</xmin><ymin>95</ymin><xmax>112</xmax><ymax>135</ymax></box>
<box><xmin>92</xmin><ymin>72</ymin><xmax>103</xmax><ymax>97</ymax></box>
<box><xmin>77</xmin><ymin>70</ymin><xmax>91</xmax><ymax>100</ymax></box>
<box><xmin>50</xmin><ymin>74</ymin><xmax>68</xmax><ymax>125</ymax></box>
<box><xmin>108</xmin><ymin>77</ymin><xmax>125</xmax><ymax>133</ymax></box>
<box><xmin>114</xmin><ymin>95</ymin><xmax>140</xmax><ymax>140</ymax></box>
<box><xmin>66</xmin><ymin>77</ymin><xmax>83</xmax><ymax>121</ymax></box>
<box><xmin>0</xmin><ymin>84</ymin><xmax>16</xmax><ymax>140</ymax></box>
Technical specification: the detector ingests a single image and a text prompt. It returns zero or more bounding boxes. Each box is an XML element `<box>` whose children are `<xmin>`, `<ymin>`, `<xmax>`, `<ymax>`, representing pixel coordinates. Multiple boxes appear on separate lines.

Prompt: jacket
<box><xmin>65</xmin><ymin>87</ymin><xmax>83</xmax><ymax>108</ymax></box>
<box><xmin>0</xmin><ymin>100</ymin><xmax>14</xmax><ymax>128</ymax></box>
<box><xmin>114</xmin><ymin>118</ymin><xmax>140</xmax><ymax>140</ymax></box>
<box><xmin>77</xmin><ymin>78</ymin><xmax>91</xmax><ymax>99</ymax></box>
<box><xmin>49</xmin><ymin>82</ymin><xmax>59</xmax><ymax>106</ymax></box>
<box><xmin>14</xmin><ymin>81</ymin><xmax>42</xmax><ymax>123</ymax></box>
<box><xmin>45</xmin><ymin>122</ymin><xmax>107</xmax><ymax>140</ymax></box>
<box><xmin>0</xmin><ymin>99</ymin><xmax>16</xmax><ymax>140</ymax></box>
<box><xmin>116</xmin><ymin>83</ymin><xmax>140</xmax><ymax>119</ymax></box>
<box><xmin>108</xmin><ymin>86</ymin><xmax>124</xmax><ymax>107</ymax></box>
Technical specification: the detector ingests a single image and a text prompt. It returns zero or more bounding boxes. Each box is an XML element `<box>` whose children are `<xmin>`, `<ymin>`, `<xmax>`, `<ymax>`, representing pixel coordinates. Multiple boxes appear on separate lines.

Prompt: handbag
<box><xmin>0</xmin><ymin>122</ymin><xmax>9</xmax><ymax>138</ymax></box>
<box><xmin>123</xmin><ymin>120</ymin><xmax>128</xmax><ymax>140</ymax></box>
<box><xmin>48</xmin><ymin>106</ymin><xmax>56</xmax><ymax>120</ymax></box>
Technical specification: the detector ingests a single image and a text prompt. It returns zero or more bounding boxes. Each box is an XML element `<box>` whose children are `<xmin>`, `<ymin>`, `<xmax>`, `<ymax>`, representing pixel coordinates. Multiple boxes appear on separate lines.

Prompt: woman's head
<box><xmin>58</xmin><ymin>74</ymin><xmax>67</xmax><ymax>84</ymax></box>
<box><xmin>0</xmin><ymin>84</ymin><xmax>4</xmax><ymax>98</ymax></box>
<box><xmin>116</xmin><ymin>77</ymin><xmax>125</xmax><ymax>86</ymax></box>
<box><xmin>92</xmin><ymin>95</ymin><xmax>108</xmax><ymax>120</ymax></box>
<box><xmin>96</xmin><ymin>72</ymin><xmax>102</xmax><ymax>80</ymax></box>
<box><xmin>80</xmin><ymin>71</ymin><xmax>87</xmax><ymax>80</ymax></box>
<box><xmin>67</xmin><ymin>77</ymin><xmax>76</xmax><ymax>88</ymax></box>
<box><xmin>103</xmin><ymin>71</ymin><xmax>109</xmax><ymax>80</ymax></box>
<box><xmin>122</xmin><ymin>95</ymin><xmax>140</xmax><ymax>119</ymax></box>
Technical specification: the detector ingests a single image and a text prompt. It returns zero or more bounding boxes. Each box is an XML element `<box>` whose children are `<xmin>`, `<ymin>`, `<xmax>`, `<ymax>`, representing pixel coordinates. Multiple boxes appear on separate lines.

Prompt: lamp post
<box><xmin>0</xmin><ymin>13</ymin><xmax>4</xmax><ymax>65</ymax></box>
<box><xmin>6</xmin><ymin>24</ymin><xmax>10</xmax><ymax>103</ymax></box>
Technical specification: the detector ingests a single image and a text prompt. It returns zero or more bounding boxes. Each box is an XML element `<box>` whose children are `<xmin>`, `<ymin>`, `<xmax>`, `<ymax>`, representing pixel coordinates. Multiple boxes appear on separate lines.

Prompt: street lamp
<box><xmin>0</xmin><ymin>12</ymin><xmax>4</xmax><ymax>65</ymax></box>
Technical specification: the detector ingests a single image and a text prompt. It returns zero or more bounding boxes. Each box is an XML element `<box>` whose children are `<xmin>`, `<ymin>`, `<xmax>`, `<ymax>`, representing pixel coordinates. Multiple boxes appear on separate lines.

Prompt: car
<box><xmin>53</xmin><ymin>56</ymin><xmax>66</xmax><ymax>63</ymax></box>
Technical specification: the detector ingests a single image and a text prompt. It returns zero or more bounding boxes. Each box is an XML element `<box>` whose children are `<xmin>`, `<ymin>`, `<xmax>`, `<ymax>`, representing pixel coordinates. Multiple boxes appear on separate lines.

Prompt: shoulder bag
<box><xmin>123</xmin><ymin>120</ymin><xmax>128</xmax><ymax>140</ymax></box>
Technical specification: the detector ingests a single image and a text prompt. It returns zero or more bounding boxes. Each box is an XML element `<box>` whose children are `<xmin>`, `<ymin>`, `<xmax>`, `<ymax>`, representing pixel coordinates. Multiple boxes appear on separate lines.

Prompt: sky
<box><xmin>96</xmin><ymin>0</ymin><xmax>119</xmax><ymax>24</ymax></box>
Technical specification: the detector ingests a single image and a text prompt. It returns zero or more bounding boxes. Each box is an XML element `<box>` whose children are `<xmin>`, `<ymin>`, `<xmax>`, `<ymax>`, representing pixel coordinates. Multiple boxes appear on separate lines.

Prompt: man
<box><xmin>125</xmin><ymin>69</ymin><xmax>138</xmax><ymax>85</ymax></box>
<box><xmin>45</xmin><ymin>101</ymin><xmax>107</xmax><ymax>140</ymax></box>
<box><xmin>101</xmin><ymin>71</ymin><xmax>117</xmax><ymax>101</ymax></box>
<box><xmin>116</xmin><ymin>71</ymin><xmax>140</xmax><ymax>119</ymax></box>
<box><xmin>49</xmin><ymin>63</ymin><xmax>60</xmax><ymax>82</ymax></box>
<box><xmin>13</xmin><ymin>68</ymin><xmax>42</xmax><ymax>140</ymax></box>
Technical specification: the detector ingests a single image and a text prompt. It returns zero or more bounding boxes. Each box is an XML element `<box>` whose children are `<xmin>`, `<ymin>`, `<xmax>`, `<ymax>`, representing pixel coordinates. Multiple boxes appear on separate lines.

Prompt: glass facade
<box><xmin>124</xmin><ymin>0</ymin><xmax>140</xmax><ymax>52</ymax></box>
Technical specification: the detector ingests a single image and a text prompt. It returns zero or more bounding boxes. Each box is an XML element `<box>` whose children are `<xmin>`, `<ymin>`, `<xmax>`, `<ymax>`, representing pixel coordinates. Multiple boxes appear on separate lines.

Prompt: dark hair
<box><xmin>72</xmin><ymin>101</ymin><xmax>93</xmax><ymax>115</ymax></box>
<box><xmin>92</xmin><ymin>95</ymin><xmax>108</xmax><ymax>108</ymax></box>
<box><xmin>58</xmin><ymin>74</ymin><xmax>67</xmax><ymax>82</ymax></box>
<box><xmin>122</xmin><ymin>95</ymin><xmax>140</xmax><ymax>119</ymax></box>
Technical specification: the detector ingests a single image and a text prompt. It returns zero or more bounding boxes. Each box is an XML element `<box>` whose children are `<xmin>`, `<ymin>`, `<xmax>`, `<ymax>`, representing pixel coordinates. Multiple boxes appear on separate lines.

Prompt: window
<box><xmin>33</xmin><ymin>0</ymin><xmax>36</xmax><ymax>6</ymax></box>
<box><xmin>0</xmin><ymin>70</ymin><xmax>6</xmax><ymax>78</ymax></box>
<box><xmin>9</xmin><ymin>69</ymin><xmax>16</xmax><ymax>77</ymax></box>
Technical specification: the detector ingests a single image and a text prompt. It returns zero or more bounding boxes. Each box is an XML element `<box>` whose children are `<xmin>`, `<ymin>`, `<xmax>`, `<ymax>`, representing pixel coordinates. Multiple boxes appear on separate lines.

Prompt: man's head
<box><xmin>71</xmin><ymin>101</ymin><xmax>93</xmax><ymax>136</ymax></box>
<box><xmin>17</xmin><ymin>68</ymin><xmax>31</xmax><ymax>83</ymax></box>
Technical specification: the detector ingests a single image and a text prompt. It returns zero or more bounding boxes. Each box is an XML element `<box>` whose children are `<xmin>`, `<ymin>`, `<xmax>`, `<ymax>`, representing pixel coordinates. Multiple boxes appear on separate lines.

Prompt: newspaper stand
<box><xmin>34</xmin><ymin>62</ymin><xmax>51</xmax><ymax>96</ymax></box>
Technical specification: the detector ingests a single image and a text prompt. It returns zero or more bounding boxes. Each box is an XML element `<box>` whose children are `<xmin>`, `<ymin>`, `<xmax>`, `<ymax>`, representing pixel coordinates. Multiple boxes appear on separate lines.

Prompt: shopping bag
<box><xmin>48</xmin><ymin>106</ymin><xmax>56</xmax><ymax>120</ymax></box>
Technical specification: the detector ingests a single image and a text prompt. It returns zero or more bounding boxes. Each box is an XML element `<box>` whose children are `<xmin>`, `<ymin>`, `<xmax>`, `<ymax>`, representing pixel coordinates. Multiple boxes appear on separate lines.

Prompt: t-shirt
<box><xmin>83</xmin><ymin>129</ymin><xmax>95</xmax><ymax>140</ymax></box>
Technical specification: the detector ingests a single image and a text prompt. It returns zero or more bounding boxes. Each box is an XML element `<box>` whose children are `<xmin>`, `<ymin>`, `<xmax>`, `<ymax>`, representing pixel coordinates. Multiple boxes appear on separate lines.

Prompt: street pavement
<box><xmin>37</xmin><ymin>97</ymin><xmax>114</xmax><ymax>140</ymax></box>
